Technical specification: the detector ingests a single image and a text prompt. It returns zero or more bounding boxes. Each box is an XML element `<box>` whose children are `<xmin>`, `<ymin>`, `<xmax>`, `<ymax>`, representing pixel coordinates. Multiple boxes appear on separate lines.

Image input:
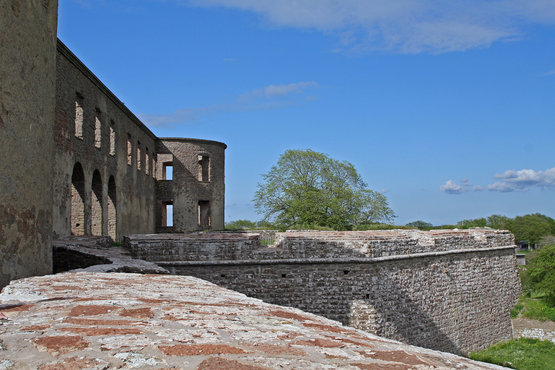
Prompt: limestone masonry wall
<box><xmin>126</xmin><ymin>229</ymin><xmax>521</xmax><ymax>354</ymax></box>
<box><xmin>0</xmin><ymin>0</ymin><xmax>58</xmax><ymax>288</ymax></box>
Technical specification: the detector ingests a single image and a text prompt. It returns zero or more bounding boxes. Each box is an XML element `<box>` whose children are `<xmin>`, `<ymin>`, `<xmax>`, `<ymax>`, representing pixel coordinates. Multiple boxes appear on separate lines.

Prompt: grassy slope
<box><xmin>470</xmin><ymin>338</ymin><xmax>555</xmax><ymax>370</ymax></box>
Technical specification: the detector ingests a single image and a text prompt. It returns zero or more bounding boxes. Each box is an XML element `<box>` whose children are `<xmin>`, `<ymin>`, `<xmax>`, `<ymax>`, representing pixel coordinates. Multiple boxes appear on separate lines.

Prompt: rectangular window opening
<box><xmin>198</xmin><ymin>155</ymin><xmax>210</xmax><ymax>182</ymax></box>
<box><xmin>94</xmin><ymin>108</ymin><xmax>102</xmax><ymax>149</ymax></box>
<box><xmin>163</xmin><ymin>162</ymin><xmax>173</xmax><ymax>180</ymax></box>
<box><xmin>137</xmin><ymin>141</ymin><xmax>141</xmax><ymax>171</ymax></box>
<box><xmin>74</xmin><ymin>94</ymin><xmax>84</xmax><ymax>139</ymax></box>
<box><xmin>127</xmin><ymin>134</ymin><xmax>132</xmax><ymax>165</ymax></box>
<box><xmin>198</xmin><ymin>200</ymin><xmax>211</xmax><ymax>228</ymax></box>
<box><xmin>109</xmin><ymin>120</ymin><xmax>116</xmax><ymax>156</ymax></box>
<box><xmin>161</xmin><ymin>202</ymin><xmax>173</xmax><ymax>227</ymax></box>
<box><xmin>145</xmin><ymin>149</ymin><xmax>150</xmax><ymax>175</ymax></box>
<box><xmin>152</xmin><ymin>157</ymin><xmax>157</xmax><ymax>178</ymax></box>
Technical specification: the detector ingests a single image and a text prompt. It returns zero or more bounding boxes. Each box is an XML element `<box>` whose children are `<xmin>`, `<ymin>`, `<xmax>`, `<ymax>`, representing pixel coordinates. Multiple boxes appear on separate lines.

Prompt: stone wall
<box><xmin>0</xmin><ymin>0</ymin><xmax>58</xmax><ymax>289</ymax></box>
<box><xmin>126</xmin><ymin>229</ymin><xmax>521</xmax><ymax>354</ymax></box>
<box><xmin>156</xmin><ymin>138</ymin><xmax>226</xmax><ymax>232</ymax></box>
<box><xmin>52</xmin><ymin>41</ymin><xmax>158</xmax><ymax>241</ymax></box>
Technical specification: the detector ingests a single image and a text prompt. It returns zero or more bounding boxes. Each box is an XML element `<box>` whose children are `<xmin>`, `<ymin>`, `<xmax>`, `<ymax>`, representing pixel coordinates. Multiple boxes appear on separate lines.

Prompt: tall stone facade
<box><xmin>0</xmin><ymin>4</ymin><xmax>226</xmax><ymax>289</ymax></box>
<box><xmin>156</xmin><ymin>139</ymin><xmax>226</xmax><ymax>232</ymax></box>
<box><xmin>49</xmin><ymin>41</ymin><xmax>226</xmax><ymax>242</ymax></box>
<box><xmin>0</xmin><ymin>0</ymin><xmax>59</xmax><ymax>288</ymax></box>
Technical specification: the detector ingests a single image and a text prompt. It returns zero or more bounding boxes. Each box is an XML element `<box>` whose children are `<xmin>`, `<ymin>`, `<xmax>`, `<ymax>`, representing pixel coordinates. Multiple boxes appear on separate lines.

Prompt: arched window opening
<box><xmin>91</xmin><ymin>170</ymin><xmax>103</xmax><ymax>236</ymax></box>
<box><xmin>70</xmin><ymin>163</ymin><xmax>85</xmax><ymax>235</ymax></box>
<box><xmin>107</xmin><ymin>176</ymin><xmax>117</xmax><ymax>240</ymax></box>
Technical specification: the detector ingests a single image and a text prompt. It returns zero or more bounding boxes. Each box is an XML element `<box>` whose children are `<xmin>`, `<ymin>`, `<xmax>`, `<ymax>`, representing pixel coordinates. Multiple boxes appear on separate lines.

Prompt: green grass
<box><xmin>470</xmin><ymin>338</ymin><xmax>555</xmax><ymax>370</ymax></box>
<box><xmin>512</xmin><ymin>295</ymin><xmax>555</xmax><ymax>322</ymax></box>
<box><xmin>260</xmin><ymin>239</ymin><xmax>275</xmax><ymax>246</ymax></box>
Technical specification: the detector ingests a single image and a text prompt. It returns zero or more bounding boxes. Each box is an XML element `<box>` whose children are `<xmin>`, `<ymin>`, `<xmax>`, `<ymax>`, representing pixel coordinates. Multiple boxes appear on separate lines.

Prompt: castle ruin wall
<box><xmin>125</xmin><ymin>229</ymin><xmax>521</xmax><ymax>354</ymax></box>
<box><xmin>0</xmin><ymin>0</ymin><xmax>59</xmax><ymax>289</ymax></box>
<box><xmin>52</xmin><ymin>41</ymin><xmax>158</xmax><ymax>241</ymax></box>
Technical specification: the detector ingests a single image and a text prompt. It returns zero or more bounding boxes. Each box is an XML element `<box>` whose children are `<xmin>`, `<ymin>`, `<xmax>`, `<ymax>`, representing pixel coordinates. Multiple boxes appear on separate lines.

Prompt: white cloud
<box><xmin>488</xmin><ymin>166</ymin><xmax>555</xmax><ymax>192</ymax></box>
<box><xmin>140</xmin><ymin>81</ymin><xmax>318</xmax><ymax>126</ymax></box>
<box><xmin>240</xmin><ymin>81</ymin><xmax>318</xmax><ymax>102</ymax></box>
<box><xmin>440</xmin><ymin>178</ymin><xmax>483</xmax><ymax>194</ymax></box>
<box><xmin>188</xmin><ymin>0</ymin><xmax>555</xmax><ymax>53</ymax></box>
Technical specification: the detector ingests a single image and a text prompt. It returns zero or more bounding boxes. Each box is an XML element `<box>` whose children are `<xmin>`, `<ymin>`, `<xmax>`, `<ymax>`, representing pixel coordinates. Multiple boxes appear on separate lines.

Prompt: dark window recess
<box><xmin>281</xmin><ymin>273</ymin><xmax>287</xmax><ymax>278</ymax></box>
<box><xmin>344</xmin><ymin>270</ymin><xmax>350</xmax><ymax>275</ymax></box>
<box><xmin>163</xmin><ymin>162</ymin><xmax>173</xmax><ymax>180</ymax></box>
<box><xmin>198</xmin><ymin>200</ymin><xmax>211</xmax><ymax>227</ymax></box>
<box><xmin>198</xmin><ymin>155</ymin><xmax>210</xmax><ymax>181</ymax></box>
<box><xmin>161</xmin><ymin>202</ymin><xmax>173</xmax><ymax>227</ymax></box>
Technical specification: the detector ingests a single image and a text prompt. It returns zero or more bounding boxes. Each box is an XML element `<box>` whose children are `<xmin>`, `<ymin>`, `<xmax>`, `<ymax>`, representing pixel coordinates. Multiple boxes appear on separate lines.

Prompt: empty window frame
<box><xmin>198</xmin><ymin>155</ymin><xmax>210</xmax><ymax>182</ymax></box>
<box><xmin>137</xmin><ymin>141</ymin><xmax>141</xmax><ymax>171</ymax></box>
<box><xmin>127</xmin><ymin>134</ymin><xmax>132</xmax><ymax>165</ymax></box>
<box><xmin>161</xmin><ymin>201</ymin><xmax>173</xmax><ymax>227</ymax></box>
<box><xmin>162</xmin><ymin>162</ymin><xmax>173</xmax><ymax>180</ymax></box>
<box><xmin>74</xmin><ymin>93</ymin><xmax>84</xmax><ymax>139</ymax></box>
<box><xmin>145</xmin><ymin>148</ymin><xmax>149</xmax><ymax>175</ymax></box>
<box><xmin>198</xmin><ymin>200</ymin><xmax>211</xmax><ymax>228</ymax></box>
<box><xmin>94</xmin><ymin>108</ymin><xmax>102</xmax><ymax>149</ymax></box>
<box><xmin>109</xmin><ymin>120</ymin><xmax>116</xmax><ymax>156</ymax></box>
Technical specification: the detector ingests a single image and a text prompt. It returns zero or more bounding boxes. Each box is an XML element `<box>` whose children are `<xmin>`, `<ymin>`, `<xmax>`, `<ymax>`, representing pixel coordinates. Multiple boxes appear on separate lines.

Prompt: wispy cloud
<box><xmin>240</xmin><ymin>81</ymin><xmax>318</xmax><ymax>102</ymax></box>
<box><xmin>488</xmin><ymin>167</ymin><xmax>555</xmax><ymax>192</ymax></box>
<box><xmin>188</xmin><ymin>0</ymin><xmax>555</xmax><ymax>53</ymax></box>
<box><xmin>140</xmin><ymin>81</ymin><xmax>318</xmax><ymax>127</ymax></box>
<box><xmin>542</xmin><ymin>69</ymin><xmax>555</xmax><ymax>77</ymax></box>
<box><xmin>440</xmin><ymin>178</ymin><xmax>483</xmax><ymax>194</ymax></box>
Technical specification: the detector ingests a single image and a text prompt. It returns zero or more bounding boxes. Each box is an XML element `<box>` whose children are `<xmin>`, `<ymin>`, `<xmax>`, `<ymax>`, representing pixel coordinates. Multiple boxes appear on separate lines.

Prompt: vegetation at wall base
<box><xmin>469</xmin><ymin>338</ymin><xmax>555</xmax><ymax>370</ymax></box>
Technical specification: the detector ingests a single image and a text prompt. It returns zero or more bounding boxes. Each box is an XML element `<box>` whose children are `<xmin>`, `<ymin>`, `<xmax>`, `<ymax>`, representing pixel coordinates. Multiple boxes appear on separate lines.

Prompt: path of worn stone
<box><xmin>0</xmin><ymin>272</ymin><xmax>505</xmax><ymax>369</ymax></box>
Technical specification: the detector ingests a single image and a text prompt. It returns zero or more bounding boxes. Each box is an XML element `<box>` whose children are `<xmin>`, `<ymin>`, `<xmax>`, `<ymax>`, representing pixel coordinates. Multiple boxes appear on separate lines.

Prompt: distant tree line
<box><xmin>405</xmin><ymin>213</ymin><xmax>555</xmax><ymax>246</ymax></box>
<box><xmin>227</xmin><ymin>213</ymin><xmax>555</xmax><ymax>246</ymax></box>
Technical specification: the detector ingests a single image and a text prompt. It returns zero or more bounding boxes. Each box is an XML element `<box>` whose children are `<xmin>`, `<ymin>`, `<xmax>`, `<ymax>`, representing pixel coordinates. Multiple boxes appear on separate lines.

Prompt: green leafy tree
<box><xmin>486</xmin><ymin>214</ymin><xmax>512</xmax><ymax>230</ymax></box>
<box><xmin>254</xmin><ymin>149</ymin><xmax>395</xmax><ymax>230</ymax></box>
<box><xmin>524</xmin><ymin>244</ymin><xmax>555</xmax><ymax>305</ymax></box>
<box><xmin>456</xmin><ymin>217</ymin><xmax>487</xmax><ymax>228</ymax></box>
<box><xmin>225</xmin><ymin>219</ymin><xmax>257</xmax><ymax>230</ymax></box>
<box><xmin>510</xmin><ymin>214</ymin><xmax>554</xmax><ymax>245</ymax></box>
<box><xmin>406</xmin><ymin>220</ymin><xmax>433</xmax><ymax>229</ymax></box>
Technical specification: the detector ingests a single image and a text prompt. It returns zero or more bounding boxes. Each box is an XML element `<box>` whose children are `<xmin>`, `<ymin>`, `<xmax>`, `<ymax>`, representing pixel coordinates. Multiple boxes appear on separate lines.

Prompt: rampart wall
<box><xmin>0</xmin><ymin>0</ymin><xmax>58</xmax><ymax>288</ymax></box>
<box><xmin>125</xmin><ymin>229</ymin><xmax>521</xmax><ymax>354</ymax></box>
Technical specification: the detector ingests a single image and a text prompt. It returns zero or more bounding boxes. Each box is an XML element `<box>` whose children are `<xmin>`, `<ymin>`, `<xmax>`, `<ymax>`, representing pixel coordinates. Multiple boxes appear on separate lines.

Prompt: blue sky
<box><xmin>58</xmin><ymin>0</ymin><xmax>555</xmax><ymax>225</ymax></box>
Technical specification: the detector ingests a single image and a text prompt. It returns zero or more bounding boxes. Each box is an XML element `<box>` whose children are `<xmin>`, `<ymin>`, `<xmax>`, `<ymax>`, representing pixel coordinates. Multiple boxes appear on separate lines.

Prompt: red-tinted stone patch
<box><xmin>0</xmin><ymin>303</ymin><xmax>34</xmax><ymax>313</ymax></box>
<box><xmin>38</xmin><ymin>356</ymin><xmax>106</xmax><ymax>370</ymax></box>
<box><xmin>278</xmin><ymin>332</ymin><xmax>303</xmax><ymax>340</ymax></box>
<box><xmin>138</xmin><ymin>298</ymin><xmax>169</xmax><ymax>304</ymax></box>
<box><xmin>60</xmin><ymin>327</ymin><xmax>141</xmax><ymax>336</ymax></box>
<box><xmin>334</xmin><ymin>337</ymin><xmax>375</xmax><ymax>349</ymax></box>
<box><xmin>249</xmin><ymin>343</ymin><xmax>305</xmax><ymax>356</ymax></box>
<box><xmin>294</xmin><ymin>338</ymin><xmax>344</xmax><ymax>348</ymax></box>
<box><xmin>68</xmin><ymin>305</ymin><xmax>114</xmax><ymax>316</ymax></box>
<box><xmin>33</xmin><ymin>335</ymin><xmax>88</xmax><ymax>355</ymax></box>
<box><xmin>21</xmin><ymin>324</ymin><xmax>51</xmax><ymax>331</ymax></box>
<box><xmin>370</xmin><ymin>351</ymin><xmax>429</xmax><ymax>366</ymax></box>
<box><xmin>64</xmin><ymin>317</ymin><xmax>142</xmax><ymax>326</ymax></box>
<box><xmin>350</xmin><ymin>363</ymin><xmax>406</xmax><ymax>369</ymax></box>
<box><xmin>119</xmin><ymin>307</ymin><xmax>153</xmax><ymax>319</ymax></box>
<box><xmin>163</xmin><ymin>314</ymin><xmax>179</xmax><ymax>321</ymax></box>
<box><xmin>158</xmin><ymin>344</ymin><xmax>249</xmax><ymax>356</ymax></box>
<box><xmin>303</xmin><ymin>322</ymin><xmax>353</xmax><ymax>334</ymax></box>
<box><xmin>198</xmin><ymin>357</ymin><xmax>268</xmax><ymax>370</ymax></box>
<box><xmin>269</xmin><ymin>309</ymin><xmax>313</xmax><ymax>322</ymax></box>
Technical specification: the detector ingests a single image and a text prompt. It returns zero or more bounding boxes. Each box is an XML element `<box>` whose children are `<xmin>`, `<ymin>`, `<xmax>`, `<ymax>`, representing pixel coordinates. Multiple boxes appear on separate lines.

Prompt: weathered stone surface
<box><xmin>0</xmin><ymin>0</ymin><xmax>58</xmax><ymax>290</ymax></box>
<box><xmin>0</xmin><ymin>272</ymin><xmax>505</xmax><ymax>369</ymax></box>
<box><xmin>52</xmin><ymin>236</ymin><xmax>169</xmax><ymax>274</ymax></box>
<box><xmin>126</xmin><ymin>229</ymin><xmax>521</xmax><ymax>354</ymax></box>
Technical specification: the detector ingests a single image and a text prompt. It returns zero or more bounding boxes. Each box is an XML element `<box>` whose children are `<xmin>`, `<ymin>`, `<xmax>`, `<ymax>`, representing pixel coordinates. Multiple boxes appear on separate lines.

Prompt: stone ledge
<box><xmin>0</xmin><ymin>272</ymin><xmax>504</xmax><ymax>369</ymax></box>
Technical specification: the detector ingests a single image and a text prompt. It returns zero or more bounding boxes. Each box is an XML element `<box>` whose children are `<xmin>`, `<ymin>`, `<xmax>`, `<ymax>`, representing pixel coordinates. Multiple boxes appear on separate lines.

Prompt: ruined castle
<box><xmin>1</xmin><ymin>1</ymin><xmax>225</xmax><ymax>289</ymax></box>
<box><xmin>1</xmin><ymin>1</ymin><xmax>521</xmax><ymax>359</ymax></box>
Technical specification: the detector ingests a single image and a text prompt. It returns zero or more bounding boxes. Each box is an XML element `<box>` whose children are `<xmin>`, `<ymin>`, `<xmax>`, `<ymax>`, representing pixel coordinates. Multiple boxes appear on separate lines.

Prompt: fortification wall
<box><xmin>125</xmin><ymin>230</ymin><xmax>521</xmax><ymax>354</ymax></box>
<box><xmin>156</xmin><ymin>138</ymin><xmax>226</xmax><ymax>232</ymax></box>
<box><xmin>52</xmin><ymin>41</ymin><xmax>158</xmax><ymax>241</ymax></box>
<box><xmin>0</xmin><ymin>0</ymin><xmax>58</xmax><ymax>289</ymax></box>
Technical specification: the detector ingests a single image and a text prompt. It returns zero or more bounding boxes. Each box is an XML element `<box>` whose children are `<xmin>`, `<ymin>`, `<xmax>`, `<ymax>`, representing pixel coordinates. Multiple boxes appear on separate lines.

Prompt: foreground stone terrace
<box><xmin>0</xmin><ymin>273</ymin><xmax>503</xmax><ymax>369</ymax></box>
